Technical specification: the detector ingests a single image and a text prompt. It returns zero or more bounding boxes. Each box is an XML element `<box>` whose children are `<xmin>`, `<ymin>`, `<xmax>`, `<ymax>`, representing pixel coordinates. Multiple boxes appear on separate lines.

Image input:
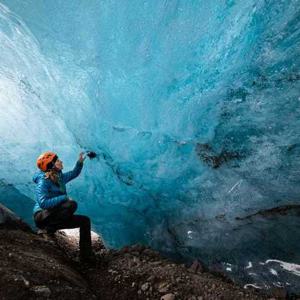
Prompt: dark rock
<box><xmin>143</xmin><ymin>248</ymin><xmax>160</xmax><ymax>257</ymax></box>
<box><xmin>31</xmin><ymin>285</ymin><xmax>51</xmax><ymax>297</ymax></box>
<box><xmin>131</xmin><ymin>244</ymin><xmax>146</xmax><ymax>253</ymax></box>
<box><xmin>0</xmin><ymin>203</ymin><xmax>32</xmax><ymax>232</ymax></box>
<box><xmin>270</xmin><ymin>287</ymin><xmax>287</xmax><ymax>299</ymax></box>
<box><xmin>189</xmin><ymin>260</ymin><xmax>204</xmax><ymax>273</ymax></box>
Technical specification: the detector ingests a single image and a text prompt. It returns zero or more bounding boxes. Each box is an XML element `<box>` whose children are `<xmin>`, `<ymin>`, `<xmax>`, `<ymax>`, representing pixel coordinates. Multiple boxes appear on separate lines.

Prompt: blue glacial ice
<box><xmin>0</xmin><ymin>0</ymin><xmax>299</xmax><ymax>291</ymax></box>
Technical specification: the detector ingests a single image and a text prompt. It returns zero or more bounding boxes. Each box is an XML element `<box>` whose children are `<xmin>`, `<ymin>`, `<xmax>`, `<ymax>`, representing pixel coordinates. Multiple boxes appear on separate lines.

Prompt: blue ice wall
<box><xmin>0</xmin><ymin>0</ymin><xmax>299</xmax><ymax>280</ymax></box>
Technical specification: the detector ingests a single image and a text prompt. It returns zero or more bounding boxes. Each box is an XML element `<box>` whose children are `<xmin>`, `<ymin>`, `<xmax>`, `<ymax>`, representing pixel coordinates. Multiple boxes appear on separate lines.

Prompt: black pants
<box><xmin>34</xmin><ymin>200</ymin><xmax>92</xmax><ymax>259</ymax></box>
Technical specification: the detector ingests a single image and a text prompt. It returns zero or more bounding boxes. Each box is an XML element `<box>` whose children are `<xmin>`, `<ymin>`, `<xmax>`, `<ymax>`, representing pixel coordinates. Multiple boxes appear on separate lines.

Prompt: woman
<box><xmin>33</xmin><ymin>151</ymin><xmax>93</xmax><ymax>262</ymax></box>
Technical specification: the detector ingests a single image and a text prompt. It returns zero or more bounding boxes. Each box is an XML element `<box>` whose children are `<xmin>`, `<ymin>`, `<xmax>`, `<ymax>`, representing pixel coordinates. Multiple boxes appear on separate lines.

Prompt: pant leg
<box><xmin>34</xmin><ymin>203</ymin><xmax>92</xmax><ymax>259</ymax></box>
<box><xmin>58</xmin><ymin>215</ymin><xmax>92</xmax><ymax>259</ymax></box>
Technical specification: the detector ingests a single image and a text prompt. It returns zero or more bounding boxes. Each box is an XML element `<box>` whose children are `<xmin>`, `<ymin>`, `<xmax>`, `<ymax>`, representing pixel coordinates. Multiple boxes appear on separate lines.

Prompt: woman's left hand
<box><xmin>78</xmin><ymin>152</ymin><xmax>86</xmax><ymax>163</ymax></box>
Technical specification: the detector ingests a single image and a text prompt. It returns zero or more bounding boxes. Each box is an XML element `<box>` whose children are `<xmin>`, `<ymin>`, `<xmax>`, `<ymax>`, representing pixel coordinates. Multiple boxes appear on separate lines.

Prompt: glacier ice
<box><xmin>0</xmin><ymin>0</ymin><xmax>299</xmax><ymax>289</ymax></box>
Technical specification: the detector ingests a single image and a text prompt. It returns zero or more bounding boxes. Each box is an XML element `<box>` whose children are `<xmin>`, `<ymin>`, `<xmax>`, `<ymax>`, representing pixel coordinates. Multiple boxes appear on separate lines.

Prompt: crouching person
<box><xmin>33</xmin><ymin>151</ymin><xmax>94</xmax><ymax>263</ymax></box>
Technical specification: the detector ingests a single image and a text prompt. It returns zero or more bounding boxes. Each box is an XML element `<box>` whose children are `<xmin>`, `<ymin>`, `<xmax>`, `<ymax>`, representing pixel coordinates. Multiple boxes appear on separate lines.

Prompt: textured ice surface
<box><xmin>0</xmin><ymin>0</ymin><xmax>299</xmax><ymax>290</ymax></box>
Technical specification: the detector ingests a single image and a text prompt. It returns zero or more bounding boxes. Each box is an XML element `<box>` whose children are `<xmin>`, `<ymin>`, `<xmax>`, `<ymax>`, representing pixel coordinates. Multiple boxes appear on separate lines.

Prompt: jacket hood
<box><xmin>32</xmin><ymin>171</ymin><xmax>45</xmax><ymax>184</ymax></box>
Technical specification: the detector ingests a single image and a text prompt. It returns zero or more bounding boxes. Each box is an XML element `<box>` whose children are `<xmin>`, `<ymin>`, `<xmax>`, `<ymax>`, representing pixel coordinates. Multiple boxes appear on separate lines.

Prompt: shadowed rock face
<box><xmin>0</xmin><ymin>203</ymin><xmax>32</xmax><ymax>232</ymax></box>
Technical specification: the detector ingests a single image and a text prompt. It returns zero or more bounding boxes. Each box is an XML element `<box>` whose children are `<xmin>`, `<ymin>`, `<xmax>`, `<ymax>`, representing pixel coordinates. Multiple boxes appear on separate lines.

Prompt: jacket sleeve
<box><xmin>36</xmin><ymin>179</ymin><xmax>67</xmax><ymax>209</ymax></box>
<box><xmin>62</xmin><ymin>160</ymin><xmax>83</xmax><ymax>184</ymax></box>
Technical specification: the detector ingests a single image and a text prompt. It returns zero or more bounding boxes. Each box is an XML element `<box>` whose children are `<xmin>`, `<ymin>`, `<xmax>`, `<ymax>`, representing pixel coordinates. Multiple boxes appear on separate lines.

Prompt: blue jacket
<box><xmin>32</xmin><ymin>161</ymin><xmax>83</xmax><ymax>214</ymax></box>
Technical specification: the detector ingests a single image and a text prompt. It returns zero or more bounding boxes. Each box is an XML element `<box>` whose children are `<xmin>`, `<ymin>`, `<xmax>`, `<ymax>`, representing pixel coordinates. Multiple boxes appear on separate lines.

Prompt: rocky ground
<box><xmin>0</xmin><ymin>228</ymin><xmax>269</xmax><ymax>300</ymax></box>
<box><xmin>0</xmin><ymin>204</ymin><xmax>296</xmax><ymax>300</ymax></box>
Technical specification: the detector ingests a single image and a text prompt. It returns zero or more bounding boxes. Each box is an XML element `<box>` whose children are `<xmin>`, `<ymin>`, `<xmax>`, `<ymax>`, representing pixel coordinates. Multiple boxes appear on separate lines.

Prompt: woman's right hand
<box><xmin>78</xmin><ymin>152</ymin><xmax>86</xmax><ymax>164</ymax></box>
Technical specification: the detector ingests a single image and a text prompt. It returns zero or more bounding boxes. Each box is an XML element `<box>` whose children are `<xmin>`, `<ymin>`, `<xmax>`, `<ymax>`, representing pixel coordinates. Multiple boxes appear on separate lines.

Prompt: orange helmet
<box><xmin>36</xmin><ymin>151</ymin><xmax>58</xmax><ymax>172</ymax></box>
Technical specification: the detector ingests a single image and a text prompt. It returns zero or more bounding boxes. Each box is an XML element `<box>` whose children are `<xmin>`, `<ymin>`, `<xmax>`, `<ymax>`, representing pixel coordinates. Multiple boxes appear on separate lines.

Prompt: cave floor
<box><xmin>0</xmin><ymin>228</ymin><xmax>272</xmax><ymax>300</ymax></box>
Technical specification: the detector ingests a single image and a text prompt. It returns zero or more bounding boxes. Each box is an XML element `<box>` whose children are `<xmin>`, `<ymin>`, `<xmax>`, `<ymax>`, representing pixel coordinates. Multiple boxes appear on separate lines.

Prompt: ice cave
<box><xmin>0</xmin><ymin>0</ymin><xmax>299</xmax><ymax>292</ymax></box>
